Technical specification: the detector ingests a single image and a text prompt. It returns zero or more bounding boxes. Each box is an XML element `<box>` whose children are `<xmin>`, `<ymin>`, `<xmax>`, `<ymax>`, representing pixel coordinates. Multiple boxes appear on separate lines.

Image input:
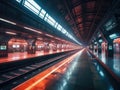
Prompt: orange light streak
<box><xmin>13</xmin><ymin>50</ymin><xmax>83</xmax><ymax>90</ymax></box>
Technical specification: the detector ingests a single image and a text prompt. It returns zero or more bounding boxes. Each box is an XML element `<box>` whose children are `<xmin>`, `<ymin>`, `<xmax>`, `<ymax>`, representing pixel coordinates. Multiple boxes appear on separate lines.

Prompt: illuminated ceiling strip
<box><xmin>55</xmin><ymin>38</ymin><xmax>61</xmax><ymax>40</ymax></box>
<box><xmin>45</xmin><ymin>34</ymin><xmax>53</xmax><ymax>38</ymax></box>
<box><xmin>24</xmin><ymin>26</ymin><xmax>42</xmax><ymax>34</ymax></box>
<box><xmin>0</xmin><ymin>18</ymin><xmax>16</xmax><ymax>25</ymax></box>
<box><xmin>16</xmin><ymin>0</ymin><xmax>81</xmax><ymax>45</ymax></box>
<box><xmin>6</xmin><ymin>31</ymin><xmax>17</xmax><ymax>35</ymax></box>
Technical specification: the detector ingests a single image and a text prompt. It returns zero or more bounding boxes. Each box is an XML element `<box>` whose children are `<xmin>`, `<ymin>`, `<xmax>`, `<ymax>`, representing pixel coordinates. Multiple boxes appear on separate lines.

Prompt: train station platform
<box><xmin>1</xmin><ymin>0</ymin><xmax>120</xmax><ymax>90</ymax></box>
<box><xmin>12</xmin><ymin>49</ymin><xmax>119</xmax><ymax>90</ymax></box>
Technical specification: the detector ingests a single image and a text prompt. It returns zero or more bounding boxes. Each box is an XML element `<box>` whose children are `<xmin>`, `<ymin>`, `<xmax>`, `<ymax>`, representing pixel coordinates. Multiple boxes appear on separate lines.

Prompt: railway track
<box><xmin>0</xmin><ymin>50</ymin><xmax>78</xmax><ymax>89</ymax></box>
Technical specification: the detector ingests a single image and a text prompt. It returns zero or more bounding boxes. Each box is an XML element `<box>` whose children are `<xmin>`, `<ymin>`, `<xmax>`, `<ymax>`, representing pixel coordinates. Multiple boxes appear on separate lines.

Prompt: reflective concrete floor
<box><xmin>13</xmin><ymin>49</ymin><xmax>115</xmax><ymax>90</ymax></box>
<box><xmin>98</xmin><ymin>52</ymin><xmax>120</xmax><ymax>78</ymax></box>
<box><xmin>0</xmin><ymin>49</ymin><xmax>71</xmax><ymax>64</ymax></box>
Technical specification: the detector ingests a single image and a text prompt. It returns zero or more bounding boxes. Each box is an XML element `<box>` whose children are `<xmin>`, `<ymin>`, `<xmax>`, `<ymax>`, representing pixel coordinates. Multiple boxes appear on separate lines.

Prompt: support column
<box><xmin>27</xmin><ymin>39</ymin><xmax>36</xmax><ymax>54</ymax></box>
<box><xmin>0</xmin><ymin>35</ymin><xmax>10</xmax><ymax>57</ymax></box>
<box><xmin>57</xmin><ymin>42</ymin><xmax>62</xmax><ymax>52</ymax></box>
<box><xmin>43</xmin><ymin>38</ymin><xmax>50</xmax><ymax>52</ymax></box>
<box><xmin>107</xmin><ymin>43</ymin><xmax>113</xmax><ymax>58</ymax></box>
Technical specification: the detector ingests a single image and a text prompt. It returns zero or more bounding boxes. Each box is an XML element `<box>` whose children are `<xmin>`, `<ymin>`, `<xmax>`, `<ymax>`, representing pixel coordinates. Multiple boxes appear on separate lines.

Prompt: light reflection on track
<box><xmin>12</xmin><ymin>49</ymin><xmax>84</xmax><ymax>90</ymax></box>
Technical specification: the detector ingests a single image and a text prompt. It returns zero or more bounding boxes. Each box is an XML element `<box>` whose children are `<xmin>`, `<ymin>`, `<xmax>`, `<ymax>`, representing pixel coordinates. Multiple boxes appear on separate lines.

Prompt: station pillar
<box><xmin>107</xmin><ymin>43</ymin><xmax>113</xmax><ymax>58</ymax></box>
<box><xmin>98</xmin><ymin>44</ymin><xmax>102</xmax><ymax>56</ymax></box>
<box><xmin>0</xmin><ymin>35</ymin><xmax>10</xmax><ymax>57</ymax></box>
<box><xmin>27</xmin><ymin>39</ymin><xmax>36</xmax><ymax>54</ymax></box>
<box><xmin>43</xmin><ymin>39</ymin><xmax>50</xmax><ymax>53</ymax></box>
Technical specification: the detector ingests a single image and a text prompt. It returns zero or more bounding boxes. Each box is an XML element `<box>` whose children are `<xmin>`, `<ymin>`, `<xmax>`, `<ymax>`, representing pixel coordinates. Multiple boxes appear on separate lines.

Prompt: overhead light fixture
<box><xmin>6</xmin><ymin>31</ymin><xmax>17</xmax><ymax>35</ymax></box>
<box><xmin>98</xmin><ymin>34</ymin><xmax>101</xmax><ymax>37</ymax></box>
<box><xmin>24</xmin><ymin>26</ymin><xmax>42</xmax><ymax>34</ymax></box>
<box><xmin>55</xmin><ymin>38</ymin><xmax>61</xmax><ymax>40</ymax></box>
<box><xmin>45</xmin><ymin>34</ymin><xmax>53</xmax><ymax>38</ymax></box>
<box><xmin>99</xmin><ymin>39</ymin><xmax>103</xmax><ymax>43</ymax></box>
<box><xmin>16</xmin><ymin>0</ymin><xmax>82</xmax><ymax>45</ymax></box>
<box><xmin>0</xmin><ymin>18</ymin><xmax>16</xmax><ymax>25</ymax></box>
<box><xmin>94</xmin><ymin>42</ymin><xmax>97</xmax><ymax>44</ymax></box>
<box><xmin>109</xmin><ymin>33</ymin><xmax>119</xmax><ymax>39</ymax></box>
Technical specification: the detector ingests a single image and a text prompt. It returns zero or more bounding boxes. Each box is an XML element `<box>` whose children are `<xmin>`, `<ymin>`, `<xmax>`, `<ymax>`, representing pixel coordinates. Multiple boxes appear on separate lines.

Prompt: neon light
<box><xmin>45</xmin><ymin>34</ymin><xmax>53</xmax><ymax>38</ymax></box>
<box><xmin>24</xmin><ymin>0</ymin><xmax>40</xmax><ymax>15</ymax></box>
<box><xmin>0</xmin><ymin>18</ymin><xmax>16</xmax><ymax>25</ymax></box>
<box><xmin>56</xmin><ymin>24</ymin><xmax>62</xmax><ymax>31</ymax></box>
<box><xmin>104</xmin><ymin>18</ymin><xmax>116</xmax><ymax>31</ymax></box>
<box><xmin>24</xmin><ymin>26</ymin><xmax>42</xmax><ymax>34</ymax></box>
<box><xmin>6</xmin><ymin>32</ymin><xmax>17</xmax><ymax>35</ymax></box>
<box><xmin>99</xmin><ymin>71</ymin><xmax>104</xmax><ymax>77</ymax></box>
<box><xmin>54</xmin><ymin>22</ymin><xmax>58</xmax><ymax>28</ymax></box>
<box><xmin>16</xmin><ymin>0</ymin><xmax>21</xmax><ymax>3</ymax></box>
<box><xmin>94</xmin><ymin>42</ymin><xmax>97</xmax><ymax>44</ymax></box>
<box><xmin>16</xmin><ymin>0</ymin><xmax>82</xmax><ymax>45</ymax></box>
<box><xmin>109</xmin><ymin>33</ymin><xmax>119</xmax><ymax>39</ymax></box>
<box><xmin>39</xmin><ymin>9</ymin><xmax>46</xmax><ymax>19</ymax></box>
<box><xmin>61</xmin><ymin>28</ymin><xmax>67</xmax><ymax>34</ymax></box>
<box><xmin>99</xmin><ymin>39</ymin><xmax>102</xmax><ymax>43</ymax></box>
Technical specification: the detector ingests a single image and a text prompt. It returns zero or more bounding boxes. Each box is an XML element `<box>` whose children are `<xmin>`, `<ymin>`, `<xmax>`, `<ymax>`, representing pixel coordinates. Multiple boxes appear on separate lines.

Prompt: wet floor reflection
<box><xmin>101</xmin><ymin>52</ymin><xmax>107</xmax><ymax>64</ymax></box>
<box><xmin>113</xmin><ymin>54</ymin><xmax>120</xmax><ymax>77</ymax></box>
<box><xmin>13</xmin><ymin>49</ymin><xmax>117</xmax><ymax>90</ymax></box>
<box><xmin>13</xmin><ymin>50</ymin><xmax>83</xmax><ymax>90</ymax></box>
<box><xmin>55</xmin><ymin>53</ymin><xmax>81</xmax><ymax>90</ymax></box>
<box><xmin>92</xmin><ymin>60</ymin><xmax>114</xmax><ymax>90</ymax></box>
<box><xmin>98</xmin><ymin>52</ymin><xmax>120</xmax><ymax>78</ymax></box>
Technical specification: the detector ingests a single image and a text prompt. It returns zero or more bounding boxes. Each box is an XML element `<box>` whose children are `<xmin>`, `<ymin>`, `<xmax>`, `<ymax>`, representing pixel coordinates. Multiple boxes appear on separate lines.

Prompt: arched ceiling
<box><xmin>36</xmin><ymin>0</ymin><xmax>113</xmax><ymax>44</ymax></box>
